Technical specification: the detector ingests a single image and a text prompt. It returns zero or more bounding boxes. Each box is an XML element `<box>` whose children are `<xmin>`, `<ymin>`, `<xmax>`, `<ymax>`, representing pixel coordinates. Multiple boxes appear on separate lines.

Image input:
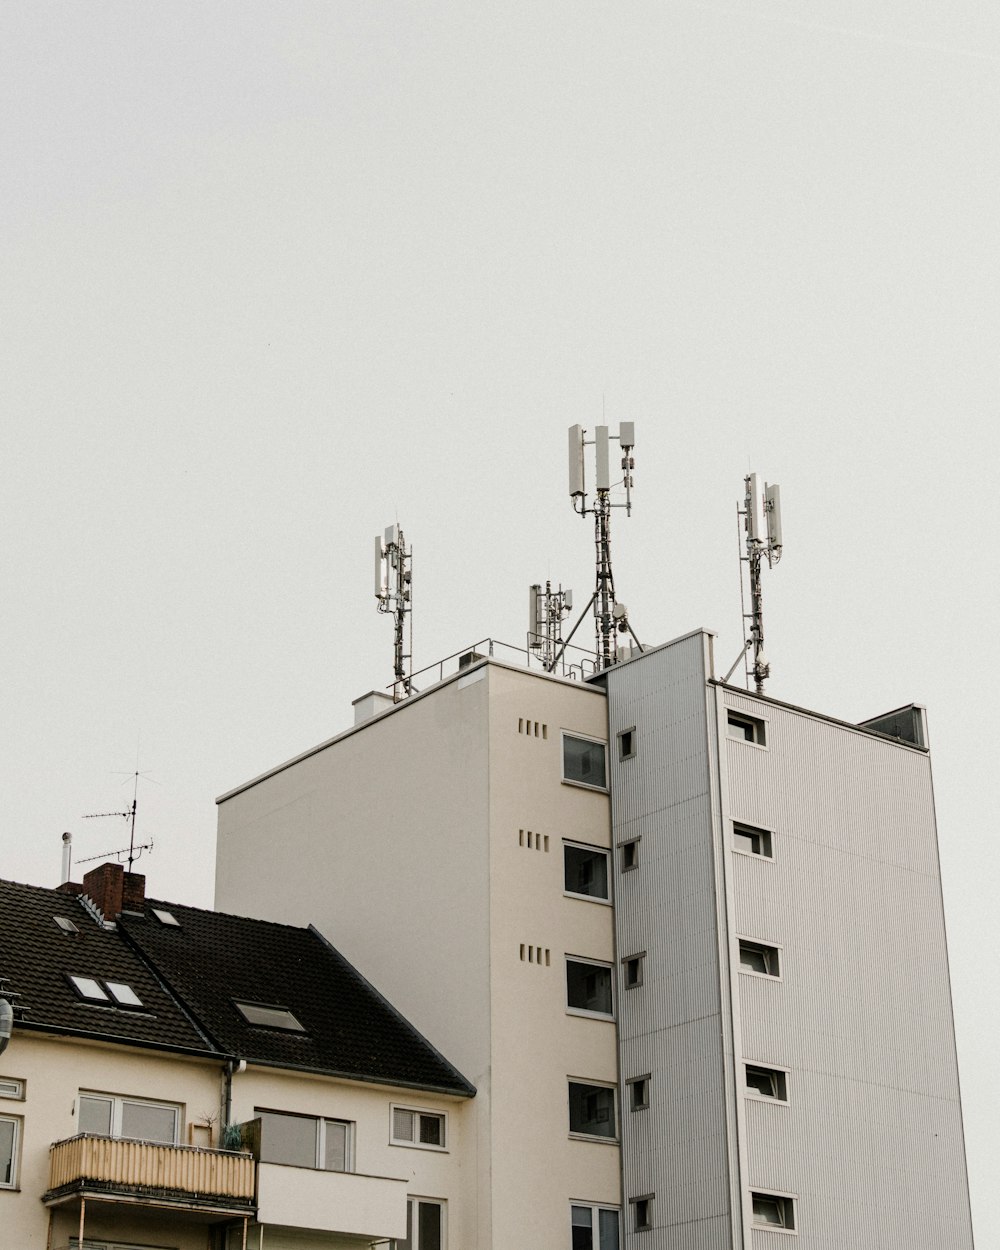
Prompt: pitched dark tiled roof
<box><xmin>0</xmin><ymin>878</ymin><xmax>217</xmax><ymax>1055</ymax></box>
<box><xmin>119</xmin><ymin>899</ymin><xmax>474</xmax><ymax>1097</ymax></box>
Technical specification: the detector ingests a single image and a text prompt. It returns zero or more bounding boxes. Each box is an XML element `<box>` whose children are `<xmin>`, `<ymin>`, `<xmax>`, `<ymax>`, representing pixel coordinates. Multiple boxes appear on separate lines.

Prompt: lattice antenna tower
<box><xmin>375</xmin><ymin>523</ymin><xmax>413</xmax><ymax>701</ymax></box>
<box><xmin>528</xmin><ymin>581</ymin><xmax>574</xmax><ymax>672</ymax></box>
<box><xmin>735</xmin><ymin>473</ymin><xmax>783</xmax><ymax>693</ymax></box>
<box><xmin>567</xmin><ymin>422</ymin><xmax>641</xmax><ymax>671</ymax></box>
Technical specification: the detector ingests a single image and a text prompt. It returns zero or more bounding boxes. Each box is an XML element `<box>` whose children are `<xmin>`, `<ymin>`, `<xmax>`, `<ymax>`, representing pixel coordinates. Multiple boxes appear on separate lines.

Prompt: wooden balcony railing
<box><xmin>45</xmin><ymin>1134</ymin><xmax>255</xmax><ymax>1211</ymax></box>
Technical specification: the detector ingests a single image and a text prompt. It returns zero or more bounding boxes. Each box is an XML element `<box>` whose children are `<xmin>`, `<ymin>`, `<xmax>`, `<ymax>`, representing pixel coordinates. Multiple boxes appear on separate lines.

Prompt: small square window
<box><xmin>0</xmin><ymin>1079</ymin><xmax>24</xmax><ymax>1101</ymax></box>
<box><xmin>568</xmin><ymin>1081</ymin><xmax>616</xmax><ymax>1139</ymax></box>
<box><xmin>738</xmin><ymin>940</ymin><xmax>780</xmax><ymax>978</ymax></box>
<box><xmin>68</xmin><ymin>976</ymin><xmax>109</xmax><ymax>1002</ymax></box>
<box><xmin>234</xmin><ymin>1001</ymin><xmax>305</xmax><ymax>1031</ymax></box>
<box><xmin>618</xmin><ymin>728</ymin><xmax>636</xmax><ymax>760</ymax></box>
<box><xmin>566</xmin><ymin>959</ymin><xmax>614</xmax><ymax>1017</ymax></box>
<box><xmin>563</xmin><ymin>734</ymin><xmax>608</xmax><ymax>789</ymax></box>
<box><xmin>745</xmin><ymin>1064</ymin><xmax>788</xmax><ymax>1101</ymax></box>
<box><xmin>627</xmin><ymin>1075</ymin><xmax>650</xmax><ymax>1110</ymax></box>
<box><xmin>391</xmin><ymin>1106</ymin><xmax>447</xmax><ymax>1150</ymax></box>
<box><xmin>631</xmin><ymin>1194</ymin><xmax>654</xmax><ymax>1231</ymax></box>
<box><xmin>622</xmin><ymin>953</ymin><xmax>644</xmax><ymax>989</ymax></box>
<box><xmin>564</xmin><ymin>843</ymin><xmax>610</xmax><ymax>901</ymax></box>
<box><xmin>727</xmin><ymin>710</ymin><xmax>766</xmax><ymax>746</ymax></box>
<box><xmin>751</xmin><ymin>1191</ymin><xmax>796</xmax><ymax>1230</ymax></box>
<box><xmin>733</xmin><ymin>822</ymin><xmax>773</xmax><ymax>858</ymax></box>
<box><xmin>620</xmin><ymin>839</ymin><xmax>639</xmax><ymax>872</ymax></box>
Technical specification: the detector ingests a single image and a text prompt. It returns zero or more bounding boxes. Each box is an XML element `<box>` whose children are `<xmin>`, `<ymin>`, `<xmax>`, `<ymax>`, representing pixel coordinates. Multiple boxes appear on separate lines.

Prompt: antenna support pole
<box><xmin>376</xmin><ymin>525</ymin><xmax>413</xmax><ymax>701</ymax></box>
<box><xmin>739</xmin><ymin>474</ymin><xmax>783</xmax><ymax>694</ymax></box>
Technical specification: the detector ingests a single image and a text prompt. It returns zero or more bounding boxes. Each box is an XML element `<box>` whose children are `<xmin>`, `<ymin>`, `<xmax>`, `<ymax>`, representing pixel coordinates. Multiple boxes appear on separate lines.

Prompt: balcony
<box><xmin>256</xmin><ymin>1162</ymin><xmax>408</xmax><ymax>1241</ymax></box>
<box><xmin>43</xmin><ymin>1134</ymin><xmax>256</xmax><ymax>1218</ymax></box>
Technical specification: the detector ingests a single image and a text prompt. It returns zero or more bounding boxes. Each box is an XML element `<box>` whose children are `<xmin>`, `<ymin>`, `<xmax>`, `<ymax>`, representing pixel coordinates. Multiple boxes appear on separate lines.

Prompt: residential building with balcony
<box><xmin>0</xmin><ymin>862</ymin><xmax>473</xmax><ymax>1250</ymax></box>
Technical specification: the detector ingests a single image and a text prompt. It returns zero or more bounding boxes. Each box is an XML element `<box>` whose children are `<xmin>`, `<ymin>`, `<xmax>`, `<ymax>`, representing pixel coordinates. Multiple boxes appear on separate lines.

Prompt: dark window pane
<box><xmin>0</xmin><ymin>1120</ymin><xmax>15</xmax><ymax>1185</ymax></box>
<box><xmin>564</xmin><ymin>845</ymin><xmax>609</xmax><ymax>899</ymax></box>
<box><xmin>418</xmin><ymin>1114</ymin><xmax>443</xmax><ymax>1146</ymax></box>
<box><xmin>418</xmin><ymin>1200</ymin><xmax>442</xmax><ymax>1250</ymax></box>
<box><xmin>569</xmin><ymin>1082</ymin><xmax>616</xmax><ymax>1138</ymax></box>
<box><xmin>567</xmin><ymin>961</ymin><xmax>613</xmax><ymax>1014</ymax></box>
<box><xmin>563</xmin><ymin>736</ymin><xmax>607</xmax><ymax>787</ymax></box>
<box><xmin>571</xmin><ymin>1204</ymin><xmax>594</xmax><ymax>1250</ymax></box>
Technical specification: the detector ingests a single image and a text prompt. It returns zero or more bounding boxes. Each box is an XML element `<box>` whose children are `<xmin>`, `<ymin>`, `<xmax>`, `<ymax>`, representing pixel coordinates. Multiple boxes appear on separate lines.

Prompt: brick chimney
<box><xmin>74</xmin><ymin>862</ymin><xmax>146</xmax><ymax>920</ymax></box>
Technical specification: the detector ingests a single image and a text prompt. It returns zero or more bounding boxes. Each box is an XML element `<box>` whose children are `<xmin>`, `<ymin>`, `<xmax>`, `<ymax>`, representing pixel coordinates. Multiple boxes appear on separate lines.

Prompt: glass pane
<box><xmin>120</xmin><ymin>1100</ymin><xmax>177</xmax><ymax>1144</ymax></box>
<box><xmin>753</xmin><ymin>1196</ymin><xmax>784</xmax><ymax>1225</ymax></box>
<box><xmin>418</xmin><ymin>1200</ymin><xmax>442</xmax><ymax>1250</ymax></box>
<box><xmin>235</xmin><ymin>1002</ymin><xmax>304</xmax><ymax>1030</ymax></box>
<box><xmin>105</xmin><ymin>982</ymin><xmax>143</xmax><ymax>1007</ymax></box>
<box><xmin>393</xmin><ymin>1108</ymin><xmax>415</xmax><ymax>1141</ymax></box>
<box><xmin>734</xmin><ymin>829</ymin><xmax>759</xmax><ymax>854</ymax></box>
<box><xmin>0</xmin><ymin>1119</ymin><xmax>15</xmax><ymax>1185</ymax></box>
<box><xmin>418</xmin><ymin>1114</ymin><xmax>442</xmax><ymax>1146</ymax></box>
<box><xmin>571</xmin><ymin>1204</ymin><xmax>594</xmax><ymax>1250</ymax></box>
<box><xmin>567</xmin><ymin>961</ymin><xmax>613</xmax><ymax>1014</ymax></box>
<box><xmin>79</xmin><ymin>1096</ymin><xmax>112</xmax><ymax>1136</ymax></box>
<box><xmin>323</xmin><ymin>1120</ymin><xmax>348</xmax><ymax>1171</ymax></box>
<box><xmin>258</xmin><ymin>1110</ymin><xmax>317</xmax><ymax>1167</ymax></box>
<box><xmin>568</xmin><ymin>1082</ymin><xmax>616</xmax><ymax>1138</ymax></box>
<box><xmin>740</xmin><ymin>944</ymin><xmax>769</xmax><ymax>974</ymax></box>
<box><xmin>397</xmin><ymin>1200</ymin><xmax>414</xmax><ymax>1250</ymax></box>
<box><xmin>599</xmin><ymin>1208</ymin><xmax>620</xmax><ymax>1249</ymax></box>
<box><xmin>563</xmin><ymin>736</ymin><xmax>607</xmax><ymax>787</ymax></box>
<box><xmin>564</xmin><ymin>845</ymin><xmax>609</xmax><ymax>899</ymax></box>
<box><xmin>70</xmin><ymin>977</ymin><xmax>108</xmax><ymax>1001</ymax></box>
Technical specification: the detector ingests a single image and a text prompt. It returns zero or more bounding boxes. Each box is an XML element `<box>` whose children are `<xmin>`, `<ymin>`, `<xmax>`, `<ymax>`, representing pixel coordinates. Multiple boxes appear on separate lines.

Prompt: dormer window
<box><xmin>234</xmin><ymin>1001</ymin><xmax>304</xmax><ymax>1031</ymax></box>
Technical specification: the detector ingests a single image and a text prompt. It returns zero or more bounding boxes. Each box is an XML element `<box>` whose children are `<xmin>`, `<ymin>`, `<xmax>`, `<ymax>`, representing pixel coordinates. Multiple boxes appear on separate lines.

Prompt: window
<box><xmin>151</xmin><ymin>907</ymin><xmax>179</xmax><ymax>926</ymax></box>
<box><xmin>562</xmin><ymin>734</ymin><xmax>608</xmax><ymax>789</ymax></box>
<box><xmin>627</xmin><ymin>1075</ymin><xmax>650</xmax><ymax>1111</ymax></box>
<box><xmin>751</xmin><ymin>1191</ymin><xmax>796</xmax><ymax>1231</ymax></box>
<box><xmin>54</xmin><ymin>915</ymin><xmax>79</xmax><ymax>933</ymax></box>
<box><xmin>622</xmin><ymin>953</ymin><xmax>644</xmax><ymax>989</ymax></box>
<box><xmin>618</xmin><ymin>728</ymin><xmax>636</xmax><ymax>760</ymax></box>
<box><xmin>568</xmin><ymin>1081</ymin><xmax>616</xmax><ymax>1139</ymax></box>
<box><xmin>738</xmin><ymin>939</ymin><xmax>780</xmax><ymax>978</ymax></box>
<box><xmin>67</xmin><ymin>976</ymin><xmax>143</xmax><ymax>1008</ymax></box>
<box><xmin>257</xmin><ymin>1109</ymin><xmax>351</xmax><ymax>1171</ymax></box>
<box><xmin>399</xmin><ymin>1197</ymin><xmax>445</xmax><ymax>1249</ymax></box>
<box><xmin>234</xmin><ymin>1001</ymin><xmax>304</xmax><ymax>1031</ymax></box>
<box><xmin>631</xmin><ymin>1195</ymin><xmax>654</xmax><ymax>1231</ymax></box>
<box><xmin>745</xmin><ymin>1064</ymin><xmax>788</xmax><ymax>1101</ymax></box>
<box><xmin>733</xmin><ymin>822</ymin><xmax>773</xmax><ymax>858</ymax></box>
<box><xmin>566</xmin><ymin>958</ymin><xmax>614</xmax><ymax>1017</ymax></box>
<box><xmin>727</xmin><ymin>710</ymin><xmax>766</xmax><ymax>746</ymax></box>
<box><xmin>392</xmin><ymin>1106</ymin><xmax>446</xmax><ymax>1150</ymax></box>
<box><xmin>78</xmin><ymin>1093</ymin><xmax>179</xmax><ymax>1145</ymax></box>
<box><xmin>0</xmin><ymin>1079</ymin><xmax>24</xmax><ymax>1101</ymax></box>
<box><xmin>571</xmin><ymin>1203</ymin><xmax>620</xmax><ymax>1249</ymax></box>
<box><xmin>0</xmin><ymin>1114</ymin><xmax>20</xmax><ymax>1188</ymax></box>
<box><xmin>619</xmin><ymin>839</ymin><xmax>639</xmax><ymax>871</ymax></box>
<box><xmin>564</xmin><ymin>843</ymin><xmax>610</xmax><ymax>900</ymax></box>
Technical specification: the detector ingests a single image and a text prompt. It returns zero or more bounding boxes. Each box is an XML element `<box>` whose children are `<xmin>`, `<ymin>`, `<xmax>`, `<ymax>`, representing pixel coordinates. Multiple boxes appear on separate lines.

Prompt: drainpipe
<box><xmin>222</xmin><ymin>1058</ymin><xmax>247</xmax><ymax>1144</ymax></box>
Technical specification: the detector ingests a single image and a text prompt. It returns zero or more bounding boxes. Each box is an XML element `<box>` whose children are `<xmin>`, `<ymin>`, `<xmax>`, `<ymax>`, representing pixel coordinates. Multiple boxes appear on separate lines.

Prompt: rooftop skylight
<box><xmin>54</xmin><ymin>916</ymin><xmax>79</xmax><ymax>933</ymax></box>
<box><xmin>234</xmin><ymin>1001</ymin><xmax>305</xmax><ymax>1031</ymax></box>
<box><xmin>67</xmin><ymin>975</ymin><xmax>144</xmax><ymax>1009</ymax></box>
<box><xmin>151</xmin><ymin>908</ymin><xmax>179</xmax><ymax>927</ymax></box>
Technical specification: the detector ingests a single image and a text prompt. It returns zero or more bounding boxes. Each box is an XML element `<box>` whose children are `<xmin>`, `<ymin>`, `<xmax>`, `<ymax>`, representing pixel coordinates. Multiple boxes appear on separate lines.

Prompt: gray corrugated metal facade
<box><xmin>605</xmin><ymin>631</ymin><xmax>974</xmax><ymax>1249</ymax></box>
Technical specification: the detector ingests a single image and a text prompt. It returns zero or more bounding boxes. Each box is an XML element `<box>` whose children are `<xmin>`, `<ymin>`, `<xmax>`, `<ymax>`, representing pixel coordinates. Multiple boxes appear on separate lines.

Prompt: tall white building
<box><xmin>215</xmin><ymin>629</ymin><xmax>974</xmax><ymax>1249</ymax></box>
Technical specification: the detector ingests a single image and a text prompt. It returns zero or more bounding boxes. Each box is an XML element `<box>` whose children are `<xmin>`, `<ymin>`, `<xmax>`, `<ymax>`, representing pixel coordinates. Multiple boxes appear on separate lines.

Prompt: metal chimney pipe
<box><xmin>61</xmin><ymin>831</ymin><xmax>72</xmax><ymax>884</ymax></box>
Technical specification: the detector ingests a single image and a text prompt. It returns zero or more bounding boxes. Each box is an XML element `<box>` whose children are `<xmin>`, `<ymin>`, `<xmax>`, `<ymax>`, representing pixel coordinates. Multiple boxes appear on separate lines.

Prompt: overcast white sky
<box><xmin>2</xmin><ymin>2</ymin><xmax>997</xmax><ymax>1240</ymax></box>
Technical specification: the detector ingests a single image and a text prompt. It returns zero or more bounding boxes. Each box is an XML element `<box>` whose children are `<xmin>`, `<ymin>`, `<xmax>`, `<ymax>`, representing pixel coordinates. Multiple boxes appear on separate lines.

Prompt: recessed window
<box><xmin>566</xmin><ymin>958</ymin><xmax>614</xmax><ymax>1017</ymax></box>
<box><xmin>619</xmin><ymin>839</ymin><xmax>640</xmax><ymax>872</ymax></box>
<box><xmin>745</xmin><ymin>1064</ymin><xmax>788</xmax><ymax>1101</ymax></box>
<box><xmin>79</xmin><ymin>1092</ymin><xmax>179</xmax><ymax>1145</ymax></box>
<box><xmin>727</xmin><ymin>710</ymin><xmax>766</xmax><ymax>746</ymax></box>
<box><xmin>401</xmin><ymin>1197</ymin><xmax>445</xmax><ymax>1249</ymax></box>
<box><xmin>68</xmin><ymin>976</ymin><xmax>110</xmax><ymax>1002</ymax></box>
<box><xmin>234</xmin><ymin>1001</ymin><xmax>304</xmax><ymax>1031</ymax></box>
<box><xmin>631</xmin><ymin>1195</ymin><xmax>654</xmax><ymax>1231</ymax></box>
<box><xmin>738</xmin><ymin>939</ymin><xmax>780</xmax><ymax>978</ymax></box>
<box><xmin>257</xmin><ymin>1109</ymin><xmax>351</xmax><ymax>1172</ymax></box>
<box><xmin>0</xmin><ymin>1079</ymin><xmax>24</xmax><ymax>1101</ymax></box>
<box><xmin>564</xmin><ymin>842</ymin><xmax>610</xmax><ymax>900</ymax></box>
<box><xmin>392</xmin><ymin>1106</ymin><xmax>446</xmax><ymax>1150</ymax></box>
<box><xmin>151</xmin><ymin>908</ymin><xmax>180</xmax><ymax>926</ymax></box>
<box><xmin>733</xmin><ymin>822</ymin><xmax>773</xmax><ymax>858</ymax></box>
<box><xmin>571</xmin><ymin>1203</ymin><xmax>620</xmax><ymax>1249</ymax></box>
<box><xmin>562</xmin><ymin>734</ymin><xmax>608</xmax><ymax>789</ymax></box>
<box><xmin>0</xmin><ymin>1114</ymin><xmax>20</xmax><ymax>1188</ymax></box>
<box><xmin>622</xmin><ymin>953</ymin><xmax>645</xmax><ymax>989</ymax></box>
<box><xmin>54</xmin><ymin>916</ymin><xmax>79</xmax><ymax>933</ymax></box>
<box><xmin>618</xmin><ymin>728</ymin><xmax>636</xmax><ymax>760</ymax></box>
<box><xmin>627</xmin><ymin>1075</ymin><xmax>650</xmax><ymax>1111</ymax></box>
<box><xmin>568</xmin><ymin>1081</ymin><xmax>616</xmax><ymax>1139</ymax></box>
<box><xmin>751</xmin><ymin>1191</ymin><xmax>796</xmax><ymax>1231</ymax></box>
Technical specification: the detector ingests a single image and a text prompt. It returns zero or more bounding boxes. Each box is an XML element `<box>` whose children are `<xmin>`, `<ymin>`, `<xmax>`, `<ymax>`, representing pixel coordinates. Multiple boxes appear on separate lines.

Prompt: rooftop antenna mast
<box><xmin>528</xmin><ymin>581</ymin><xmax>574</xmax><ymax>672</ymax></box>
<box><xmin>567</xmin><ymin>422</ymin><xmax>641</xmax><ymax>671</ymax></box>
<box><xmin>732</xmin><ymin>473</ymin><xmax>783</xmax><ymax>693</ymax></box>
<box><xmin>375</xmin><ymin>523</ymin><xmax>413</xmax><ymax>701</ymax></box>
<box><xmin>81</xmin><ymin>771</ymin><xmax>154</xmax><ymax>873</ymax></box>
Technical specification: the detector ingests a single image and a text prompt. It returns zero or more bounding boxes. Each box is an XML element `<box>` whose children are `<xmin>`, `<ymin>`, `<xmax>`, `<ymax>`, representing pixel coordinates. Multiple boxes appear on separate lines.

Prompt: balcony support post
<box><xmin>241</xmin><ymin>1214</ymin><xmax>248</xmax><ymax>1249</ymax></box>
<box><xmin>78</xmin><ymin>1196</ymin><xmax>86</xmax><ymax>1248</ymax></box>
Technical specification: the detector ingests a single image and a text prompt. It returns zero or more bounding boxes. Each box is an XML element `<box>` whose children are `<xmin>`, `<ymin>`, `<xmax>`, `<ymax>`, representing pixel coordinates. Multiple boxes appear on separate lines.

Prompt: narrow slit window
<box><xmin>751</xmin><ymin>1192</ymin><xmax>796</xmax><ymax>1230</ymax></box>
<box><xmin>622</xmin><ymin>953</ymin><xmax>644</xmax><ymax>988</ymax></box>
<box><xmin>627</xmin><ymin>1075</ymin><xmax>650</xmax><ymax>1110</ymax></box>
<box><xmin>620</xmin><ymin>839</ymin><xmax>640</xmax><ymax>871</ymax></box>
<box><xmin>618</xmin><ymin>728</ymin><xmax>636</xmax><ymax>760</ymax></box>
<box><xmin>745</xmin><ymin>1064</ymin><xmax>788</xmax><ymax>1101</ymax></box>
<box><xmin>738</xmin><ymin>939</ymin><xmax>780</xmax><ymax>978</ymax></box>
<box><xmin>727</xmin><ymin>710</ymin><xmax>766</xmax><ymax>746</ymax></box>
<box><xmin>733</xmin><ymin>822</ymin><xmax>773</xmax><ymax>858</ymax></box>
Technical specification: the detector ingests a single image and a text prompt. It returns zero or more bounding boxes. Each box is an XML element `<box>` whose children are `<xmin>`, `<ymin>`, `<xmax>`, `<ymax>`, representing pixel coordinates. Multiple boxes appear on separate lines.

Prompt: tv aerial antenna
<box><xmin>565</xmin><ymin>422</ymin><xmax>642</xmax><ymax>671</ymax></box>
<box><xmin>80</xmin><ymin>770</ymin><xmax>155</xmax><ymax>872</ymax></box>
<box><xmin>724</xmin><ymin>473</ymin><xmax>783</xmax><ymax>693</ymax></box>
<box><xmin>375</xmin><ymin>523</ymin><xmax>413</xmax><ymax>701</ymax></box>
<box><xmin>528</xmin><ymin>581</ymin><xmax>574</xmax><ymax>671</ymax></box>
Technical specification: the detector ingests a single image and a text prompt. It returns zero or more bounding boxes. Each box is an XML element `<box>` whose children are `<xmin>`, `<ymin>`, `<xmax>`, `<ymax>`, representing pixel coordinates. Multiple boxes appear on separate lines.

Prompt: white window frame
<box><xmin>565</xmin><ymin>956</ymin><xmax>615</xmax><ymax>1020</ymax></box>
<box><xmin>390</xmin><ymin>1105</ymin><xmax>447</xmax><ymax>1152</ymax></box>
<box><xmin>256</xmin><ymin>1108</ymin><xmax>354</xmax><ymax>1171</ymax></box>
<box><xmin>732</xmin><ymin>821</ymin><xmax>774</xmax><ymax>859</ymax></box>
<box><xmin>567</xmin><ymin>1079</ymin><xmax>618</xmax><ymax>1142</ymax></box>
<box><xmin>563</xmin><ymin>840</ymin><xmax>612</xmax><ymax>904</ymax></box>
<box><xmin>0</xmin><ymin>1078</ymin><xmax>24</xmax><ymax>1101</ymax></box>
<box><xmin>570</xmin><ymin>1201</ymin><xmax>621</xmax><ymax>1249</ymax></box>
<box><xmin>0</xmin><ymin>1113</ymin><xmax>21</xmax><ymax>1189</ymax></box>
<box><xmin>744</xmin><ymin>1062</ymin><xmax>790</xmax><ymax>1104</ymax></box>
<box><xmin>750</xmin><ymin>1189</ymin><xmax>797</xmax><ymax>1233</ymax></box>
<box><xmin>561</xmin><ymin>731</ymin><xmax>609</xmax><ymax>791</ymax></box>
<box><xmin>401</xmin><ymin>1195</ymin><xmax>447</xmax><ymax>1249</ymax></box>
<box><xmin>78</xmin><ymin>1092</ymin><xmax>181</xmax><ymax>1145</ymax></box>
<box><xmin>726</xmin><ymin>709</ymin><xmax>767</xmax><ymax>748</ymax></box>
